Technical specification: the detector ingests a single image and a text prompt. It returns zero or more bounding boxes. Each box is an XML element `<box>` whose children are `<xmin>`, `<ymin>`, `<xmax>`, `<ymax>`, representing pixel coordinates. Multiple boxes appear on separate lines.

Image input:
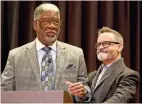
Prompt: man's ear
<box><xmin>33</xmin><ymin>21</ymin><xmax>38</xmax><ymax>31</ymax></box>
<box><xmin>118</xmin><ymin>44</ymin><xmax>123</xmax><ymax>52</ymax></box>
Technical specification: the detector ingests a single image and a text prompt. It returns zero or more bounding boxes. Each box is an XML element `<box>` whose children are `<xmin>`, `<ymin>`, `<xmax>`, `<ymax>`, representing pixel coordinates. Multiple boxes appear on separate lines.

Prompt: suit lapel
<box><xmin>25</xmin><ymin>40</ymin><xmax>41</xmax><ymax>89</ymax></box>
<box><xmin>55</xmin><ymin>41</ymin><xmax>67</xmax><ymax>89</ymax></box>
<box><xmin>94</xmin><ymin>68</ymin><xmax>111</xmax><ymax>90</ymax></box>
<box><xmin>91</xmin><ymin>66</ymin><xmax>103</xmax><ymax>92</ymax></box>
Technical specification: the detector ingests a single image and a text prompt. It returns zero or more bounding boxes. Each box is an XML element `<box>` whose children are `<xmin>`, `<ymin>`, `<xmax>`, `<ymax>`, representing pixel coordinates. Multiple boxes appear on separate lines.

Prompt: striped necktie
<box><xmin>41</xmin><ymin>47</ymin><xmax>55</xmax><ymax>90</ymax></box>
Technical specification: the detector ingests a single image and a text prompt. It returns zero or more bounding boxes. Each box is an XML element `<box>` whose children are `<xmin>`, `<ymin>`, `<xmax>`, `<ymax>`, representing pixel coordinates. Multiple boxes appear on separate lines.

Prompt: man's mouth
<box><xmin>99</xmin><ymin>51</ymin><xmax>107</xmax><ymax>54</ymax></box>
<box><xmin>44</xmin><ymin>30</ymin><xmax>57</xmax><ymax>37</ymax></box>
<box><xmin>45</xmin><ymin>30</ymin><xmax>56</xmax><ymax>34</ymax></box>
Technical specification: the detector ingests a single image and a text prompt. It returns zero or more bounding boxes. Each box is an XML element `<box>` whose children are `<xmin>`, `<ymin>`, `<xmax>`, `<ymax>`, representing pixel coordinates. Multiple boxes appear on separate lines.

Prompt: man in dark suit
<box><xmin>1</xmin><ymin>3</ymin><xmax>89</xmax><ymax>96</ymax></box>
<box><xmin>87</xmin><ymin>27</ymin><xmax>140</xmax><ymax>103</ymax></box>
<box><xmin>68</xmin><ymin>27</ymin><xmax>140</xmax><ymax>103</ymax></box>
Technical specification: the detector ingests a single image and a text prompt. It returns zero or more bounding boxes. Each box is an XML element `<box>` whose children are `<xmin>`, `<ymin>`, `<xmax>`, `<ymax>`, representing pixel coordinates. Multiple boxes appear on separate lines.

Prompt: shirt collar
<box><xmin>101</xmin><ymin>58</ymin><xmax>122</xmax><ymax>69</ymax></box>
<box><xmin>101</xmin><ymin>63</ymin><xmax>111</xmax><ymax>68</ymax></box>
<box><xmin>35</xmin><ymin>38</ymin><xmax>56</xmax><ymax>52</ymax></box>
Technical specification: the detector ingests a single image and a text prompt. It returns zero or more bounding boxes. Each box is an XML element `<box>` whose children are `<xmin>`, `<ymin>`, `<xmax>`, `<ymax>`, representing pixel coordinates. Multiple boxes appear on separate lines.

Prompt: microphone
<box><xmin>48</xmin><ymin>58</ymin><xmax>52</xmax><ymax>64</ymax></box>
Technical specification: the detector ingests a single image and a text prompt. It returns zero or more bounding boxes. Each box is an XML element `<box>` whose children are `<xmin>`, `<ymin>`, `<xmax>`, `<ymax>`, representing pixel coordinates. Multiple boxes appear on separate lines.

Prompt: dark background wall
<box><xmin>1</xmin><ymin>1</ymin><xmax>141</xmax><ymax>102</ymax></box>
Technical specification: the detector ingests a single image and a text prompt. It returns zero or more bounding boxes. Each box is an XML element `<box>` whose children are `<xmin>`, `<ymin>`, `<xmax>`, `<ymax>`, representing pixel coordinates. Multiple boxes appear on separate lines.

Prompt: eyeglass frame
<box><xmin>95</xmin><ymin>41</ymin><xmax>120</xmax><ymax>49</ymax></box>
<box><xmin>38</xmin><ymin>19</ymin><xmax>62</xmax><ymax>26</ymax></box>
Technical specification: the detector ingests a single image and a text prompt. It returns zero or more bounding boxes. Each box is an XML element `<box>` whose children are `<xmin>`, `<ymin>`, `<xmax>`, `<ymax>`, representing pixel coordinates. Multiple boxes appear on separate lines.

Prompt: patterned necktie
<box><xmin>41</xmin><ymin>47</ymin><xmax>55</xmax><ymax>90</ymax></box>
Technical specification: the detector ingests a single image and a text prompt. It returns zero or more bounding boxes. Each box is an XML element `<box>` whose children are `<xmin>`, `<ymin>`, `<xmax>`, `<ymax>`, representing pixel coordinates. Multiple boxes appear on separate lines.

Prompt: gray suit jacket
<box><xmin>88</xmin><ymin>58</ymin><xmax>140</xmax><ymax>103</ymax></box>
<box><xmin>1</xmin><ymin>40</ymin><xmax>88</xmax><ymax>91</ymax></box>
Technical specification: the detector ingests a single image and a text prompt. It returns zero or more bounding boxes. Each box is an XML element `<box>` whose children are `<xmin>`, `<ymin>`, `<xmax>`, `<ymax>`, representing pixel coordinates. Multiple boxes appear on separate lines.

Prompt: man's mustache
<box><xmin>98</xmin><ymin>51</ymin><xmax>107</xmax><ymax>54</ymax></box>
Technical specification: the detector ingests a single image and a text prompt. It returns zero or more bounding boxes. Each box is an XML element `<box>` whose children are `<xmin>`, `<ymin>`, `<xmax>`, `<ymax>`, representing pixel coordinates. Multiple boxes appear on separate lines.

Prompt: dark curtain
<box><xmin>1</xmin><ymin>1</ymin><xmax>141</xmax><ymax>103</ymax></box>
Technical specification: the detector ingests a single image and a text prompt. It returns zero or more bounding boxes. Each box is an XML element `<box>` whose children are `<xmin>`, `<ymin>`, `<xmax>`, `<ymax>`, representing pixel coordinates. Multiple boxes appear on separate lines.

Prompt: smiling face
<box><xmin>33</xmin><ymin>10</ymin><xmax>61</xmax><ymax>46</ymax></box>
<box><xmin>96</xmin><ymin>32</ymin><xmax>123</xmax><ymax>65</ymax></box>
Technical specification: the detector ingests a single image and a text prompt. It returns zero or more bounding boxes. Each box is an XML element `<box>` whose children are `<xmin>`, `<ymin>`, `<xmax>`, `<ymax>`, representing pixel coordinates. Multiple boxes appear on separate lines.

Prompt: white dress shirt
<box><xmin>35</xmin><ymin>38</ymin><xmax>56</xmax><ymax>75</ymax></box>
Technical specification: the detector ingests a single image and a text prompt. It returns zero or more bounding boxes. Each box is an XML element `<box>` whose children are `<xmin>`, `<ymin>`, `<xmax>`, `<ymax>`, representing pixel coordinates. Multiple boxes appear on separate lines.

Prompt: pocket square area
<box><xmin>66</xmin><ymin>64</ymin><xmax>76</xmax><ymax>69</ymax></box>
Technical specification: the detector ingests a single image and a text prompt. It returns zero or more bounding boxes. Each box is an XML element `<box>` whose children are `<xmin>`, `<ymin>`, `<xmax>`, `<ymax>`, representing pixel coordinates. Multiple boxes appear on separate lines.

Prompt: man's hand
<box><xmin>66</xmin><ymin>81</ymin><xmax>86</xmax><ymax>98</ymax></box>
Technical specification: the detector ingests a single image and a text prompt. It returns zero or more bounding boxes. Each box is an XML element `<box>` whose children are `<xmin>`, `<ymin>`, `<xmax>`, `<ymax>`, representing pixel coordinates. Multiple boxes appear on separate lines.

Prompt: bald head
<box><xmin>34</xmin><ymin>3</ymin><xmax>60</xmax><ymax>21</ymax></box>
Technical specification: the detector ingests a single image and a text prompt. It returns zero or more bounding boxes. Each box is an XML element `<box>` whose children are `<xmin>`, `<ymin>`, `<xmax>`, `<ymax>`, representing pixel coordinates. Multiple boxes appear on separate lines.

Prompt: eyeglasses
<box><xmin>95</xmin><ymin>41</ymin><xmax>120</xmax><ymax>49</ymax></box>
<box><xmin>39</xmin><ymin>19</ymin><xmax>61</xmax><ymax>26</ymax></box>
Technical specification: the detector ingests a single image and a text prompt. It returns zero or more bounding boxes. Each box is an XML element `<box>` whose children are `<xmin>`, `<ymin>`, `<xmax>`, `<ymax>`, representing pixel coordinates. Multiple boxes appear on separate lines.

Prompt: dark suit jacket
<box><xmin>88</xmin><ymin>58</ymin><xmax>140</xmax><ymax>103</ymax></box>
<box><xmin>1</xmin><ymin>40</ymin><xmax>88</xmax><ymax>91</ymax></box>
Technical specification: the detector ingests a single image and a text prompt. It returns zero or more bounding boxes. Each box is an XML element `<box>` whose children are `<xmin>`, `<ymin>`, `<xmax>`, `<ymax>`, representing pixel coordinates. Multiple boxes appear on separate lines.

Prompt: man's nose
<box><xmin>46</xmin><ymin>22</ymin><xmax>56</xmax><ymax>29</ymax></box>
<box><xmin>50</xmin><ymin>23</ymin><xmax>55</xmax><ymax>27</ymax></box>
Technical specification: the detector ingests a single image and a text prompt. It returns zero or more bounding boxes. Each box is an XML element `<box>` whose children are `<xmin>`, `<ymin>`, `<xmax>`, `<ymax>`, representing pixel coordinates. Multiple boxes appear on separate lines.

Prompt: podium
<box><xmin>1</xmin><ymin>91</ymin><xmax>73</xmax><ymax>103</ymax></box>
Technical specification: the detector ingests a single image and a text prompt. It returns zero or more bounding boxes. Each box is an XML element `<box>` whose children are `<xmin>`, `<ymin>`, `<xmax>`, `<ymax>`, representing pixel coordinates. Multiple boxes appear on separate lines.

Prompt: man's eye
<box><xmin>103</xmin><ymin>42</ymin><xmax>109</xmax><ymax>44</ymax></box>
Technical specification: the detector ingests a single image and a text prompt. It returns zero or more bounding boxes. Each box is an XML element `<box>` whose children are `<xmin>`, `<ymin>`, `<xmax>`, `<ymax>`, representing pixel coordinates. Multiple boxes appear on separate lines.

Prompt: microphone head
<box><xmin>48</xmin><ymin>58</ymin><xmax>52</xmax><ymax>63</ymax></box>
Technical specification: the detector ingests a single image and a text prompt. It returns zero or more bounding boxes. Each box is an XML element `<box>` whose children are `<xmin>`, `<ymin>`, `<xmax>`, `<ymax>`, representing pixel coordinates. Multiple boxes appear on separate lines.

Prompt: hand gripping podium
<box><xmin>1</xmin><ymin>90</ymin><xmax>73</xmax><ymax>103</ymax></box>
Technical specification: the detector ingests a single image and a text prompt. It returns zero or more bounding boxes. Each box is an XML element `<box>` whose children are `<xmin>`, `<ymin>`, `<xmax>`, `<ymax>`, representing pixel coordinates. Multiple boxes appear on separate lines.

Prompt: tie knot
<box><xmin>103</xmin><ymin>65</ymin><xmax>108</xmax><ymax>69</ymax></box>
<box><xmin>42</xmin><ymin>47</ymin><xmax>51</xmax><ymax>53</ymax></box>
<box><xmin>100</xmin><ymin>65</ymin><xmax>107</xmax><ymax>71</ymax></box>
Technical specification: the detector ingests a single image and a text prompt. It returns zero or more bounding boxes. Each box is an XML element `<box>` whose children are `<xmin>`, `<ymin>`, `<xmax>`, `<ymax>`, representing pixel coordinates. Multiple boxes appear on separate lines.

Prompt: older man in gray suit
<box><xmin>1</xmin><ymin>3</ymin><xmax>89</xmax><ymax>98</ymax></box>
<box><xmin>68</xmin><ymin>27</ymin><xmax>140</xmax><ymax>103</ymax></box>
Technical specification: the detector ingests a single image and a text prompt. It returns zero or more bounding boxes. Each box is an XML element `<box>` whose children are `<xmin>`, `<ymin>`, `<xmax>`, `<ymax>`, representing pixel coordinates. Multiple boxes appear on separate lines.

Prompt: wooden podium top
<box><xmin>1</xmin><ymin>90</ymin><xmax>73</xmax><ymax>103</ymax></box>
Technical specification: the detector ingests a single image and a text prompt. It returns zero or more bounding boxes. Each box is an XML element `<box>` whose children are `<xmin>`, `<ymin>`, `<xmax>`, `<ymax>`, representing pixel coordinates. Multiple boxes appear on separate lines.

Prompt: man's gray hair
<box><xmin>34</xmin><ymin>3</ymin><xmax>60</xmax><ymax>21</ymax></box>
<box><xmin>98</xmin><ymin>27</ymin><xmax>124</xmax><ymax>44</ymax></box>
